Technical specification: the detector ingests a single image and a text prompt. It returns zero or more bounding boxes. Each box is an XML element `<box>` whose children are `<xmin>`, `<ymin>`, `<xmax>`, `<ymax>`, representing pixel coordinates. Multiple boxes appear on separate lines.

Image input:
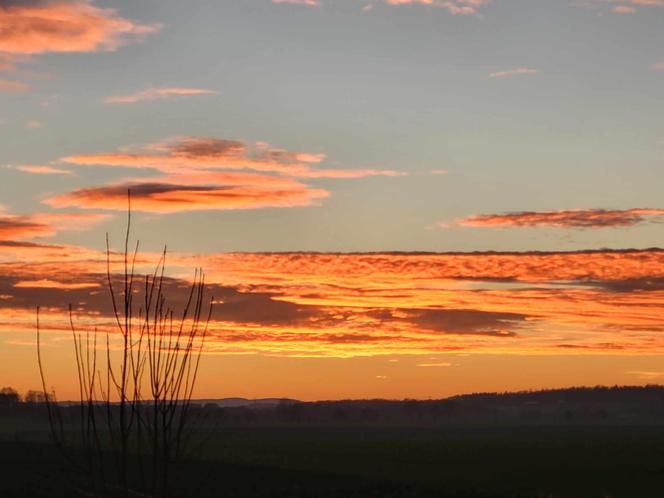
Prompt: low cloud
<box><xmin>456</xmin><ymin>208</ymin><xmax>664</xmax><ymax>229</ymax></box>
<box><xmin>388</xmin><ymin>308</ymin><xmax>526</xmax><ymax>336</ymax></box>
<box><xmin>2</xmin><ymin>249</ymin><xmax>664</xmax><ymax>357</ymax></box>
<box><xmin>104</xmin><ymin>87</ymin><xmax>218</xmax><ymax>104</ymax></box>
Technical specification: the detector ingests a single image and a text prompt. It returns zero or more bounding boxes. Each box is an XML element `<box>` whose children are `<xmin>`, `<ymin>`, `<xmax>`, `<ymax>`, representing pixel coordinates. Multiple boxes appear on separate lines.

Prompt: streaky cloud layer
<box><xmin>4</xmin><ymin>248</ymin><xmax>664</xmax><ymax>358</ymax></box>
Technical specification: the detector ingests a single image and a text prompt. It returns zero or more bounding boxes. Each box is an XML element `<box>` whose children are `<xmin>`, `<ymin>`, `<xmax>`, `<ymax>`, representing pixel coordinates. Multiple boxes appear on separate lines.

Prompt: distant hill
<box><xmin>190</xmin><ymin>397</ymin><xmax>299</xmax><ymax>408</ymax></box>
<box><xmin>183</xmin><ymin>385</ymin><xmax>664</xmax><ymax>426</ymax></box>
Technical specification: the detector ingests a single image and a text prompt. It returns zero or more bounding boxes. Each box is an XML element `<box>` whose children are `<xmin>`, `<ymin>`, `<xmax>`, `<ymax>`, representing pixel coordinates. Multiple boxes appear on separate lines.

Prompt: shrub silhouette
<box><xmin>37</xmin><ymin>192</ymin><xmax>213</xmax><ymax>498</ymax></box>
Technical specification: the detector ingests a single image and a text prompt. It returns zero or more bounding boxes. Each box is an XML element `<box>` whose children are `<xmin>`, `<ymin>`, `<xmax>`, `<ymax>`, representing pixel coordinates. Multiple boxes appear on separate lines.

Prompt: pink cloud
<box><xmin>15</xmin><ymin>165</ymin><xmax>73</xmax><ymax>175</ymax></box>
<box><xmin>272</xmin><ymin>0</ymin><xmax>320</xmax><ymax>5</ymax></box>
<box><xmin>104</xmin><ymin>87</ymin><xmax>219</xmax><ymax>104</ymax></box>
<box><xmin>490</xmin><ymin>68</ymin><xmax>538</xmax><ymax>78</ymax></box>
<box><xmin>573</xmin><ymin>0</ymin><xmax>664</xmax><ymax>13</ymax></box>
<box><xmin>381</xmin><ymin>0</ymin><xmax>490</xmax><ymax>15</ymax></box>
<box><xmin>612</xmin><ymin>5</ymin><xmax>637</xmax><ymax>12</ymax></box>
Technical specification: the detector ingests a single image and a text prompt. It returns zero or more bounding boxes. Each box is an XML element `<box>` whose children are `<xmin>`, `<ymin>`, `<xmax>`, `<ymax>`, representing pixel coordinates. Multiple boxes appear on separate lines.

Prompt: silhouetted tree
<box><xmin>23</xmin><ymin>390</ymin><xmax>48</xmax><ymax>404</ymax></box>
<box><xmin>0</xmin><ymin>386</ymin><xmax>19</xmax><ymax>407</ymax></box>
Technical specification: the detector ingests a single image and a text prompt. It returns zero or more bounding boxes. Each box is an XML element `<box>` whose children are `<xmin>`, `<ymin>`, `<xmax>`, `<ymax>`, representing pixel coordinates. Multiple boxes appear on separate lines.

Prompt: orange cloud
<box><xmin>0</xmin><ymin>212</ymin><xmax>110</xmax><ymax>240</ymax></box>
<box><xmin>45</xmin><ymin>181</ymin><xmax>330</xmax><ymax>213</ymax></box>
<box><xmin>59</xmin><ymin>136</ymin><xmax>403</xmax><ymax>179</ymax></box>
<box><xmin>46</xmin><ymin>136</ymin><xmax>403</xmax><ymax>213</ymax></box>
<box><xmin>0</xmin><ymin>0</ymin><xmax>160</xmax><ymax>56</ymax></box>
<box><xmin>456</xmin><ymin>208</ymin><xmax>664</xmax><ymax>229</ymax></box>
<box><xmin>104</xmin><ymin>87</ymin><xmax>219</xmax><ymax>104</ymax></box>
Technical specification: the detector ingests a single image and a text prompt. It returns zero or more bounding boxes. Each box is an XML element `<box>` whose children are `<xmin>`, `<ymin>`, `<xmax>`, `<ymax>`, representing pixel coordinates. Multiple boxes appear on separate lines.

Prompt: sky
<box><xmin>0</xmin><ymin>0</ymin><xmax>664</xmax><ymax>400</ymax></box>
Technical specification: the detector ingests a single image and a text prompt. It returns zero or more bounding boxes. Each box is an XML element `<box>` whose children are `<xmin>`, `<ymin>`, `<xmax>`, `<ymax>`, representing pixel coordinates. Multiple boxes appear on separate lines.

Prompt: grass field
<box><xmin>3</xmin><ymin>424</ymin><xmax>664</xmax><ymax>497</ymax></box>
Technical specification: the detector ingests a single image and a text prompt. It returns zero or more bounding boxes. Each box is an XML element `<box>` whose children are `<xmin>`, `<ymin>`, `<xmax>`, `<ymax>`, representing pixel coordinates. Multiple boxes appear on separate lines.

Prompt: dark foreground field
<box><xmin>3</xmin><ymin>424</ymin><xmax>664</xmax><ymax>498</ymax></box>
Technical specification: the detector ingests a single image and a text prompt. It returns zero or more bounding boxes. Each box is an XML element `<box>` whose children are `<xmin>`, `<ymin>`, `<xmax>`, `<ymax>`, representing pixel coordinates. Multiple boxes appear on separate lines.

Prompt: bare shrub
<box><xmin>37</xmin><ymin>193</ymin><xmax>213</xmax><ymax>498</ymax></box>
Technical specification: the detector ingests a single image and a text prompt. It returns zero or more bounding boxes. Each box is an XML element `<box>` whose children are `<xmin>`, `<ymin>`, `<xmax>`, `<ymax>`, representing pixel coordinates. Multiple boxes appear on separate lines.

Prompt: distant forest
<box><xmin>5</xmin><ymin>385</ymin><xmax>664</xmax><ymax>427</ymax></box>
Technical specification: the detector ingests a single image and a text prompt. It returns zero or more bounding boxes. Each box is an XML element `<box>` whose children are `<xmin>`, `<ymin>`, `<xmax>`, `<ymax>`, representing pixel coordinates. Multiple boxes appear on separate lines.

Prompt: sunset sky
<box><xmin>1</xmin><ymin>0</ymin><xmax>664</xmax><ymax>400</ymax></box>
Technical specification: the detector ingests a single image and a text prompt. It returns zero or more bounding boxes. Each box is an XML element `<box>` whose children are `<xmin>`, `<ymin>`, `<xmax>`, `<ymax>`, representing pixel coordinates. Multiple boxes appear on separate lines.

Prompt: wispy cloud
<box><xmin>0</xmin><ymin>78</ymin><xmax>30</xmax><ymax>93</ymax></box>
<box><xmin>15</xmin><ymin>165</ymin><xmax>73</xmax><ymax>175</ymax></box>
<box><xmin>380</xmin><ymin>0</ymin><xmax>490</xmax><ymax>15</ymax></box>
<box><xmin>572</xmin><ymin>0</ymin><xmax>664</xmax><ymax>14</ymax></box>
<box><xmin>59</xmin><ymin>136</ymin><xmax>402</xmax><ymax>179</ymax></box>
<box><xmin>652</xmin><ymin>61</ymin><xmax>664</xmax><ymax>71</ymax></box>
<box><xmin>272</xmin><ymin>0</ymin><xmax>490</xmax><ymax>14</ymax></box>
<box><xmin>490</xmin><ymin>68</ymin><xmax>538</xmax><ymax>78</ymax></box>
<box><xmin>272</xmin><ymin>0</ymin><xmax>320</xmax><ymax>5</ymax></box>
<box><xmin>627</xmin><ymin>371</ymin><xmax>664</xmax><ymax>380</ymax></box>
<box><xmin>104</xmin><ymin>87</ymin><xmax>219</xmax><ymax>104</ymax></box>
<box><xmin>455</xmin><ymin>208</ymin><xmax>664</xmax><ymax>229</ymax></box>
<box><xmin>612</xmin><ymin>5</ymin><xmax>636</xmax><ymax>12</ymax></box>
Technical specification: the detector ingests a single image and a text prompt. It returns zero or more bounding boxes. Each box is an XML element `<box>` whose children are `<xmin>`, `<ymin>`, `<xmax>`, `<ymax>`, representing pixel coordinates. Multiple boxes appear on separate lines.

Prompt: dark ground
<box><xmin>4</xmin><ymin>387</ymin><xmax>664</xmax><ymax>497</ymax></box>
<box><xmin>3</xmin><ymin>424</ymin><xmax>664</xmax><ymax>497</ymax></box>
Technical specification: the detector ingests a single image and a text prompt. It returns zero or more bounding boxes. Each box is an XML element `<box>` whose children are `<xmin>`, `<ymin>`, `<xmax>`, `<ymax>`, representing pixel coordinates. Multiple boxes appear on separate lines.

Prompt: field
<box><xmin>3</xmin><ymin>423</ymin><xmax>664</xmax><ymax>497</ymax></box>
